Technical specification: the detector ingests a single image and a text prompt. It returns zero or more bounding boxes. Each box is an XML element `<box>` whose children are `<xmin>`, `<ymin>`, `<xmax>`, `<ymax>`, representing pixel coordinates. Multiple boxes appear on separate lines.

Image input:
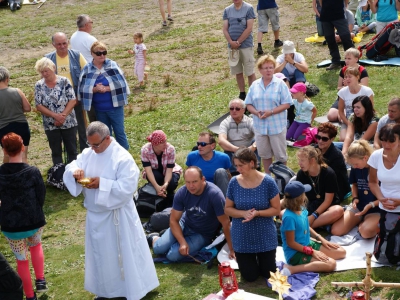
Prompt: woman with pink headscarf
<box><xmin>140</xmin><ymin>130</ymin><xmax>182</xmax><ymax>206</ymax></box>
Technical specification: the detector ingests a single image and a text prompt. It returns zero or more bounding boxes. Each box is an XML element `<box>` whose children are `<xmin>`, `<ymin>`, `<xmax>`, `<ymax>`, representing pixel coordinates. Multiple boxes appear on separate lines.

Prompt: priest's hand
<box><xmin>179</xmin><ymin>242</ymin><xmax>190</xmax><ymax>256</ymax></box>
<box><xmin>73</xmin><ymin>169</ymin><xmax>85</xmax><ymax>181</ymax></box>
<box><xmin>87</xmin><ymin>177</ymin><xmax>100</xmax><ymax>189</ymax></box>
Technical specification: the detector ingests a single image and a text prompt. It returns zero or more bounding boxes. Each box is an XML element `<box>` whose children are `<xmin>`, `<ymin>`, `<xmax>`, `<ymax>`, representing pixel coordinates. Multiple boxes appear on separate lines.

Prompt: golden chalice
<box><xmin>78</xmin><ymin>178</ymin><xmax>91</xmax><ymax>187</ymax></box>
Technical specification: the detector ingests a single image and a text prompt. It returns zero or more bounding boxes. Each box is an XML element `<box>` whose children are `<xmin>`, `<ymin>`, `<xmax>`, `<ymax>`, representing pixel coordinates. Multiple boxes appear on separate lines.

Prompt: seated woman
<box><xmin>316</xmin><ymin>123</ymin><xmax>351</xmax><ymax>202</ymax></box>
<box><xmin>281</xmin><ymin>181</ymin><xmax>346</xmax><ymax>275</ymax></box>
<box><xmin>338</xmin><ymin>67</ymin><xmax>374</xmax><ymax>141</ymax></box>
<box><xmin>296</xmin><ymin>146</ymin><xmax>344</xmax><ymax>229</ymax></box>
<box><xmin>341</xmin><ymin>95</ymin><xmax>379</xmax><ymax>156</ymax></box>
<box><xmin>225</xmin><ymin>147</ymin><xmax>280</xmax><ymax>282</ymax></box>
<box><xmin>331</xmin><ymin>140</ymin><xmax>380</xmax><ymax>237</ymax></box>
<box><xmin>140</xmin><ymin>130</ymin><xmax>182</xmax><ymax>206</ymax></box>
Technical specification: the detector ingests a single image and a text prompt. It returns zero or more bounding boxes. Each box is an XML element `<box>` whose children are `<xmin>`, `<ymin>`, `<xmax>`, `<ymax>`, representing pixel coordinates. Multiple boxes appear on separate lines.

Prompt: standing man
<box><xmin>374</xmin><ymin>97</ymin><xmax>400</xmax><ymax>149</ymax></box>
<box><xmin>320</xmin><ymin>0</ymin><xmax>354</xmax><ymax>70</ymax></box>
<box><xmin>45</xmin><ymin>32</ymin><xmax>88</xmax><ymax>153</ymax></box>
<box><xmin>63</xmin><ymin>121</ymin><xmax>159</xmax><ymax>299</ymax></box>
<box><xmin>223</xmin><ymin>0</ymin><xmax>256</xmax><ymax>100</ymax></box>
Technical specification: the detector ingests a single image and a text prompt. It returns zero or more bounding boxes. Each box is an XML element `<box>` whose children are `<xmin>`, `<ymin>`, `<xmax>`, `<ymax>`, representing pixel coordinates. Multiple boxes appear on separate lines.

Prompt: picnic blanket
<box><xmin>22</xmin><ymin>0</ymin><xmax>45</xmax><ymax>4</ymax></box>
<box><xmin>305</xmin><ymin>32</ymin><xmax>364</xmax><ymax>44</ymax></box>
<box><xmin>318</xmin><ymin>57</ymin><xmax>400</xmax><ymax>67</ymax></box>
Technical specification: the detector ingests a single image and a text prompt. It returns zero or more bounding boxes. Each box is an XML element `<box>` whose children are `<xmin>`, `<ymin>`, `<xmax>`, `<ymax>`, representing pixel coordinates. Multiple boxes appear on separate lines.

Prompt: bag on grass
<box><xmin>47</xmin><ymin>163</ymin><xmax>67</xmax><ymax>190</ymax></box>
<box><xmin>373</xmin><ymin>211</ymin><xmax>400</xmax><ymax>265</ymax></box>
<box><xmin>269</xmin><ymin>161</ymin><xmax>296</xmax><ymax>196</ymax></box>
<box><xmin>305</xmin><ymin>82</ymin><xmax>320</xmax><ymax>97</ymax></box>
<box><xmin>143</xmin><ymin>207</ymin><xmax>172</xmax><ymax>233</ymax></box>
<box><xmin>293</xmin><ymin>127</ymin><xmax>318</xmax><ymax>147</ymax></box>
<box><xmin>133</xmin><ymin>183</ymin><xmax>166</xmax><ymax>218</ymax></box>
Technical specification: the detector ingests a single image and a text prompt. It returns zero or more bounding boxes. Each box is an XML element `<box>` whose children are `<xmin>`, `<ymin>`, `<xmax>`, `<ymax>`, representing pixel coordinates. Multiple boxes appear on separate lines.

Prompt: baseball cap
<box><xmin>290</xmin><ymin>82</ymin><xmax>307</xmax><ymax>94</ymax></box>
<box><xmin>228</xmin><ymin>49</ymin><xmax>239</xmax><ymax>67</ymax></box>
<box><xmin>284</xmin><ymin>181</ymin><xmax>311</xmax><ymax>198</ymax></box>
<box><xmin>275</xmin><ymin>73</ymin><xmax>287</xmax><ymax>80</ymax></box>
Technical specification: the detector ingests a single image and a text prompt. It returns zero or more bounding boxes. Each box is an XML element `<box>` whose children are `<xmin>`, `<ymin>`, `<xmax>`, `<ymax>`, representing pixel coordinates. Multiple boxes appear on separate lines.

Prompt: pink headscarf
<box><xmin>147</xmin><ymin>130</ymin><xmax>167</xmax><ymax>146</ymax></box>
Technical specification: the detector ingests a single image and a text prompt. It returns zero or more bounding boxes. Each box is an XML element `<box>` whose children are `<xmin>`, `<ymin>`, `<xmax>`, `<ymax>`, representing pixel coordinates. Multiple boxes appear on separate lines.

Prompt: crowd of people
<box><xmin>1</xmin><ymin>0</ymin><xmax>400</xmax><ymax>299</ymax></box>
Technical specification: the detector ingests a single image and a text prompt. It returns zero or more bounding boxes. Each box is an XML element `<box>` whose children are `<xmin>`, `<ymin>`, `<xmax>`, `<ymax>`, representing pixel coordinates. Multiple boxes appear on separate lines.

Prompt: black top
<box><xmin>297</xmin><ymin>166</ymin><xmax>340</xmax><ymax>214</ymax></box>
<box><xmin>320</xmin><ymin>143</ymin><xmax>351</xmax><ymax>201</ymax></box>
<box><xmin>320</xmin><ymin>0</ymin><xmax>346</xmax><ymax>22</ymax></box>
<box><xmin>349</xmin><ymin>167</ymin><xmax>380</xmax><ymax>214</ymax></box>
<box><xmin>0</xmin><ymin>163</ymin><xmax>46</xmax><ymax>232</ymax></box>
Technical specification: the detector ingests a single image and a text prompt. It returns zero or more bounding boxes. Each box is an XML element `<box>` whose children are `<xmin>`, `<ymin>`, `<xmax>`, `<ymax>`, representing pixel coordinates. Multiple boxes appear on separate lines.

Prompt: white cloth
<box><xmin>368</xmin><ymin>148</ymin><xmax>400</xmax><ymax>212</ymax></box>
<box><xmin>337</xmin><ymin>85</ymin><xmax>374</xmax><ymax>118</ymax></box>
<box><xmin>70</xmin><ymin>31</ymin><xmax>98</xmax><ymax>63</ymax></box>
<box><xmin>63</xmin><ymin>139</ymin><xmax>159</xmax><ymax>299</ymax></box>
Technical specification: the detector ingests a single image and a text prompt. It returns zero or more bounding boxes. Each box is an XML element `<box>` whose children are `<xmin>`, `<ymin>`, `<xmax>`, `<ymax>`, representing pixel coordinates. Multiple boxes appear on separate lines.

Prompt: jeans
<box><xmin>45</xmin><ymin>126</ymin><xmax>78</xmax><ymax>165</ymax></box>
<box><xmin>282</xmin><ymin>68</ymin><xmax>306</xmax><ymax>87</ymax></box>
<box><xmin>322</xmin><ymin>19</ymin><xmax>354</xmax><ymax>63</ymax></box>
<box><xmin>316</xmin><ymin>17</ymin><xmax>324</xmax><ymax>36</ymax></box>
<box><xmin>333</xmin><ymin>141</ymin><xmax>343</xmax><ymax>150</ymax></box>
<box><xmin>153</xmin><ymin>219</ymin><xmax>211</xmax><ymax>262</ymax></box>
<box><xmin>213</xmin><ymin>168</ymin><xmax>230</xmax><ymax>197</ymax></box>
<box><xmin>95</xmin><ymin>106</ymin><xmax>129</xmax><ymax>150</ymax></box>
<box><xmin>150</xmin><ymin>169</ymin><xmax>180</xmax><ymax>206</ymax></box>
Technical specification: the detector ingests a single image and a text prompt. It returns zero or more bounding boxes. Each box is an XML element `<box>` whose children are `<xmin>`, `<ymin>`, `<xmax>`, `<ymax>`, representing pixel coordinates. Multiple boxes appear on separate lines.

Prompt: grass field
<box><xmin>1</xmin><ymin>0</ymin><xmax>400</xmax><ymax>299</ymax></box>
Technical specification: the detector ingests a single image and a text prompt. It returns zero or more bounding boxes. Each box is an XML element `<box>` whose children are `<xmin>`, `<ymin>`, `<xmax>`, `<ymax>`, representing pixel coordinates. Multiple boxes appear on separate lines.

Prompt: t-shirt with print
<box><xmin>281</xmin><ymin>208</ymin><xmax>310</xmax><ymax>262</ymax></box>
<box><xmin>226</xmin><ymin>175</ymin><xmax>279</xmax><ymax>253</ymax></box>
<box><xmin>173</xmin><ymin>182</ymin><xmax>225</xmax><ymax>240</ymax></box>
<box><xmin>348</xmin><ymin>167</ymin><xmax>380</xmax><ymax>213</ymax></box>
<box><xmin>337</xmin><ymin>85</ymin><xmax>374</xmax><ymax>118</ymax></box>
<box><xmin>55</xmin><ymin>53</ymin><xmax>87</xmax><ymax>89</ymax></box>
<box><xmin>294</xmin><ymin>99</ymin><xmax>315</xmax><ymax>124</ymax></box>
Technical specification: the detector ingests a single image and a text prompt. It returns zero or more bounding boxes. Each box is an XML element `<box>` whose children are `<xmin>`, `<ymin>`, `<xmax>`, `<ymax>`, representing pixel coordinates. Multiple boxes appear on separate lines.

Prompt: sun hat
<box><xmin>289</xmin><ymin>82</ymin><xmax>307</xmax><ymax>94</ymax></box>
<box><xmin>275</xmin><ymin>73</ymin><xmax>287</xmax><ymax>80</ymax></box>
<box><xmin>228</xmin><ymin>49</ymin><xmax>239</xmax><ymax>67</ymax></box>
<box><xmin>282</xmin><ymin>41</ymin><xmax>296</xmax><ymax>54</ymax></box>
<box><xmin>284</xmin><ymin>181</ymin><xmax>311</xmax><ymax>198</ymax></box>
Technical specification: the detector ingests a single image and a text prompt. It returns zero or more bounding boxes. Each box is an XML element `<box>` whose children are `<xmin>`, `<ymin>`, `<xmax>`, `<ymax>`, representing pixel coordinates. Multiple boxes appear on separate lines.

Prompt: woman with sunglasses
<box><xmin>78</xmin><ymin>41</ymin><xmax>130</xmax><ymax>150</ymax></box>
<box><xmin>316</xmin><ymin>123</ymin><xmax>351</xmax><ymax>202</ymax></box>
<box><xmin>296</xmin><ymin>146</ymin><xmax>344</xmax><ymax>229</ymax></box>
<box><xmin>141</xmin><ymin>130</ymin><xmax>182</xmax><ymax>207</ymax></box>
<box><xmin>341</xmin><ymin>95</ymin><xmax>379</xmax><ymax>156</ymax></box>
<box><xmin>34</xmin><ymin>57</ymin><xmax>78</xmax><ymax>165</ymax></box>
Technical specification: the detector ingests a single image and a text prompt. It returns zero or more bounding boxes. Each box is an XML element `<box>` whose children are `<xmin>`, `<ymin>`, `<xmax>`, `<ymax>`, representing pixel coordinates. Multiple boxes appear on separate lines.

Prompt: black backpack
<box><xmin>143</xmin><ymin>208</ymin><xmax>172</xmax><ymax>233</ymax></box>
<box><xmin>133</xmin><ymin>183</ymin><xmax>167</xmax><ymax>218</ymax></box>
<box><xmin>374</xmin><ymin>211</ymin><xmax>400</xmax><ymax>265</ymax></box>
<box><xmin>269</xmin><ymin>161</ymin><xmax>296</xmax><ymax>196</ymax></box>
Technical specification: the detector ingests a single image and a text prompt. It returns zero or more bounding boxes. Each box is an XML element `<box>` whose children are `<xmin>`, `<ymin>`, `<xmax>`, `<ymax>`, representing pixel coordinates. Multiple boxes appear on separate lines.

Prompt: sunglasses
<box><xmin>229</xmin><ymin>107</ymin><xmax>242</xmax><ymax>111</ymax></box>
<box><xmin>94</xmin><ymin>50</ymin><xmax>107</xmax><ymax>56</ymax></box>
<box><xmin>197</xmin><ymin>142</ymin><xmax>212</xmax><ymax>147</ymax></box>
<box><xmin>315</xmin><ymin>135</ymin><xmax>330</xmax><ymax>142</ymax></box>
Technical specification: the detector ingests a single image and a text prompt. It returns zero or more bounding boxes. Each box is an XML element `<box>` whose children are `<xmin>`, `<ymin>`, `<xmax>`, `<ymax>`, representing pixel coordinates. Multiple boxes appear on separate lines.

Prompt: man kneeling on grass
<box><xmin>147</xmin><ymin>166</ymin><xmax>235</xmax><ymax>262</ymax></box>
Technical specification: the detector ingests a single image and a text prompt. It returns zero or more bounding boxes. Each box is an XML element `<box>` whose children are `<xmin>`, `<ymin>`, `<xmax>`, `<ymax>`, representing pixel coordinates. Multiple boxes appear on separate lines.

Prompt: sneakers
<box><xmin>274</xmin><ymin>40</ymin><xmax>283</xmax><ymax>48</ymax></box>
<box><xmin>146</xmin><ymin>232</ymin><xmax>159</xmax><ymax>248</ymax></box>
<box><xmin>26</xmin><ymin>294</ymin><xmax>37</xmax><ymax>300</ymax></box>
<box><xmin>35</xmin><ymin>278</ymin><xmax>48</xmax><ymax>293</ymax></box>
<box><xmin>162</xmin><ymin>20</ymin><xmax>167</xmax><ymax>26</ymax></box>
<box><xmin>167</xmin><ymin>15</ymin><xmax>174</xmax><ymax>21</ymax></box>
<box><xmin>9</xmin><ymin>1</ymin><xmax>17</xmax><ymax>11</ymax></box>
<box><xmin>257</xmin><ymin>45</ymin><xmax>264</xmax><ymax>55</ymax></box>
<box><xmin>325</xmin><ymin>63</ymin><xmax>341</xmax><ymax>71</ymax></box>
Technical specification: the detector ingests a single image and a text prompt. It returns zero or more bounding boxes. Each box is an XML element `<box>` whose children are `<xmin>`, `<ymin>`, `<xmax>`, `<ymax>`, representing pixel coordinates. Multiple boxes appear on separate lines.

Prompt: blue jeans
<box><xmin>282</xmin><ymin>68</ymin><xmax>306</xmax><ymax>87</ymax></box>
<box><xmin>333</xmin><ymin>141</ymin><xmax>343</xmax><ymax>150</ymax></box>
<box><xmin>95</xmin><ymin>106</ymin><xmax>129</xmax><ymax>150</ymax></box>
<box><xmin>153</xmin><ymin>220</ymin><xmax>211</xmax><ymax>262</ymax></box>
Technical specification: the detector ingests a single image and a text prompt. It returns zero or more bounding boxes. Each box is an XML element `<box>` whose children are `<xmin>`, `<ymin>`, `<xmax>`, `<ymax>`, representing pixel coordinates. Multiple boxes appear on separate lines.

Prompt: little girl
<box><xmin>128</xmin><ymin>32</ymin><xmax>147</xmax><ymax>86</ymax></box>
<box><xmin>354</xmin><ymin>0</ymin><xmax>377</xmax><ymax>33</ymax></box>
<box><xmin>286</xmin><ymin>82</ymin><xmax>317</xmax><ymax>141</ymax></box>
<box><xmin>280</xmin><ymin>181</ymin><xmax>346</xmax><ymax>275</ymax></box>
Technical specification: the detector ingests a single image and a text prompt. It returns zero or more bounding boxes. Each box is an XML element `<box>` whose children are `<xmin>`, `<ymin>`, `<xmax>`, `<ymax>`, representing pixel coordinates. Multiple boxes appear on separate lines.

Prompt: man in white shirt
<box><xmin>70</xmin><ymin>14</ymin><xmax>97</xmax><ymax>63</ymax></box>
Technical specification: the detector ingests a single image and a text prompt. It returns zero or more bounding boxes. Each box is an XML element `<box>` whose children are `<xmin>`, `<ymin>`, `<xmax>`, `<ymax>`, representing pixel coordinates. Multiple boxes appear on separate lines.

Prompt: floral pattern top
<box><xmin>35</xmin><ymin>75</ymin><xmax>77</xmax><ymax>131</ymax></box>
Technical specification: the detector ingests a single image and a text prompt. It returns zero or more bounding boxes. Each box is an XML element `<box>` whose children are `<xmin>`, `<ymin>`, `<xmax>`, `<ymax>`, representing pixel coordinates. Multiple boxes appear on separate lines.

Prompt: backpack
<box><xmin>373</xmin><ymin>211</ymin><xmax>400</xmax><ymax>265</ymax></box>
<box><xmin>305</xmin><ymin>82</ymin><xmax>320</xmax><ymax>97</ymax></box>
<box><xmin>47</xmin><ymin>163</ymin><xmax>67</xmax><ymax>190</ymax></box>
<box><xmin>143</xmin><ymin>208</ymin><xmax>172</xmax><ymax>233</ymax></box>
<box><xmin>269</xmin><ymin>161</ymin><xmax>296</xmax><ymax>196</ymax></box>
<box><xmin>358</xmin><ymin>21</ymin><xmax>400</xmax><ymax>59</ymax></box>
<box><xmin>133</xmin><ymin>183</ymin><xmax>167</xmax><ymax>218</ymax></box>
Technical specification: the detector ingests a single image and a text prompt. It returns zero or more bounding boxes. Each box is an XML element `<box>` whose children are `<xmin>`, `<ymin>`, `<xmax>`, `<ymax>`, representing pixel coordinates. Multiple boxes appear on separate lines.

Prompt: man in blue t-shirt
<box><xmin>148</xmin><ymin>167</ymin><xmax>234</xmax><ymax>262</ymax></box>
<box><xmin>223</xmin><ymin>0</ymin><xmax>256</xmax><ymax>101</ymax></box>
<box><xmin>186</xmin><ymin>132</ymin><xmax>231</xmax><ymax>196</ymax></box>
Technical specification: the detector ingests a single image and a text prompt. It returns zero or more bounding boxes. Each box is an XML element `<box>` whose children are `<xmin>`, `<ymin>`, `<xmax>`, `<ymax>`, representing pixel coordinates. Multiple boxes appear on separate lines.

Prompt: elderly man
<box><xmin>374</xmin><ymin>97</ymin><xmax>400</xmax><ymax>149</ymax></box>
<box><xmin>63</xmin><ymin>121</ymin><xmax>159</xmax><ymax>299</ymax></box>
<box><xmin>45</xmin><ymin>32</ymin><xmax>88</xmax><ymax>153</ymax></box>
<box><xmin>223</xmin><ymin>0</ymin><xmax>256</xmax><ymax>100</ymax></box>
<box><xmin>218</xmin><ymin>98</ymin><xmax>257</xmax><ymax>174</ymax></box>
<box><xmin>147</xmin><ymin>166</ymin><xmax>234</xmax><ymax>262</ymax></box>
<box><xmin>70</xmin><ymin>15</ymin><xmax>97</xmax><ymax>63</ymax></box>
<box><xmin>186</xmin><ymin>132</ymin><xmax>231</xmax><ymax>196</ymax></box>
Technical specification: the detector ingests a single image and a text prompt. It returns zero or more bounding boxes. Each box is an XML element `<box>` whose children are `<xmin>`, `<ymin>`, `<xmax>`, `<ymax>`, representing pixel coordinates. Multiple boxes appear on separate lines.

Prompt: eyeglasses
<box><xmin>86</xmin><ymin>136</ymin><xmax>106</xmax><ymax>149</ymax></box>
<box><xmin>88</xmin><ymin>21</ymin><xmax>93</xmax><ymax>24</ymax></box>
<box><xmin>94</xmin><ymin>50</ymin><xmax>107</xmax><ymax>56</ymax></box>
<box><xmin>197</xmin><ymin>142</ymin><xmax>212</xmax><ymax>147</ymax></box>
<box><xmin>229</xmin><ymin>107</ymin><xmax>242</xmax><ymax>111</ymax></box>
<box><xmin>315</xmin><ymin>135</ymin><xmax>330</xmax><ymax>142</ymax></box>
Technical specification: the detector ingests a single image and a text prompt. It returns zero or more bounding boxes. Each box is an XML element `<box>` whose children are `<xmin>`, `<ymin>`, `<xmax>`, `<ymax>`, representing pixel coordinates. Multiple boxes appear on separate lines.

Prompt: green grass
<box><xmin>1</xmin><ymin>0</ymin><xmax>400</xmax><ymax>298</ymax></box>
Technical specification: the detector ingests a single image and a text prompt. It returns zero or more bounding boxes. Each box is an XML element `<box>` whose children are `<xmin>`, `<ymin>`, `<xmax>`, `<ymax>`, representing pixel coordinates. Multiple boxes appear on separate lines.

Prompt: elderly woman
<box><xmin>0</xmin><ymin>66</ymin><xmax>31</xmax><ymax>163</ymax></box>
<box><xmin>245</xmin><ymin>54</ymin><xmax>292</xmax><ymax>174</ymax></box>
<box><xmin>34</xmin><ymin>57</ymin><xmax>78</xmax><ymax>165</ymax></box>
<box><xmin>78</xmin><ymin>41</ymin><xmax>130</xmax><ymax>150</ymax></box>
<box><xmin>141</xmin><ymin>130</ymin><xmax>182</xmax><ymax>206</ymax></box>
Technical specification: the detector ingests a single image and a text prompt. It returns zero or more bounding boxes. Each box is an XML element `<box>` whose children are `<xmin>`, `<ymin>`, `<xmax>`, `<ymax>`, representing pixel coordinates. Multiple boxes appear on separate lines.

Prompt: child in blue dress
<box><xmin>280</xmin><ymin>181</ymin><xmax>346</xmax><ymax>275</ymax></box>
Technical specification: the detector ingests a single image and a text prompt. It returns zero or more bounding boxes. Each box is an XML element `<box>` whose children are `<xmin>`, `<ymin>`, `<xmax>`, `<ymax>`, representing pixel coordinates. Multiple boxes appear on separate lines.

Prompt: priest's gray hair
<box><xmin>0</xmin><ymin>66</ymin><xmax>10</xmax><ymax>82</ymax></box>
<box><xmin>87</xmin><ymin>121</ymin><xmax>110</xmax><ymax>139</ymax></box>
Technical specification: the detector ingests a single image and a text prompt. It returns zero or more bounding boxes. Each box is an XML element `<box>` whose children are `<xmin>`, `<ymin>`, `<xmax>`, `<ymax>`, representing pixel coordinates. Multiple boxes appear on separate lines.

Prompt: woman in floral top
<box><xmin>34</xmin><ymin>57</ymin><xmax>78</xmax><ymax>165</ymax></box>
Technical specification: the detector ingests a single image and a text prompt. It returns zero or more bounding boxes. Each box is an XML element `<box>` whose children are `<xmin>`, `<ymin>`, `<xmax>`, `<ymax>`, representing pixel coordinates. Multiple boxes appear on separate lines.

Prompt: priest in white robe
<box><xmin>63</xmin><ymin>121</ymin><xmax>159</xmax><ymax>300</ymax></box>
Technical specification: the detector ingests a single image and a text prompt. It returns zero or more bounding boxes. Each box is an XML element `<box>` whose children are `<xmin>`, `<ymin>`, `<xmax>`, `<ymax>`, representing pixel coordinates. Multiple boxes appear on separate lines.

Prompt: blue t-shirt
<box><xmin>376</xmin><ymin>0</ymin><xmax>398</xmax><ymax>22</ymax></box>
<box><xmin>173</xmin><ymin>182</ymin><xmax>225</xmax><ymax>240</ymax></box>
<box><xmin>223</xmin><ymin>1</ymin><xmax>256</xmax><ymax>49</ymax></box>
<box><xmin>281</xmin><ymin>208</ymin><xmax>310</xmax><ymax>262</ymax></box>
<box><xmin>226</xmin><ymin>175</ymin><xmax>279</xmax><ymax>253</ymax></box>
<box><xmin>92</xmin><ymin>74</ymin><xmax>113</xmax><ymax>112</ymax></box>
<box><xmin>186</xmin><ymin>150</ymin><xmax>231</xmax><ymax>183</ymax></box>
<box><xmin>294</xmin><ymin>99</ymin><xmax>315</xmax><ymax>124</ymax></box>
<box><xmin>348</xmin><ymin>167</ymin><xmax>380</xmax><ymax>214</ymax></box>
<box><xmin>257</xmin><ymin>0</ymin><xmax>277</xmax><ymax>10</ymax></box>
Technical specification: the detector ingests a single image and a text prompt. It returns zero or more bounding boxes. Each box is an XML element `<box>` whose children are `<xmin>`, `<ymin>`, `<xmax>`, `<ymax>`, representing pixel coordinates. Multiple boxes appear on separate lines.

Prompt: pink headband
<box><xmin>147</xmin><ymin>130</ymin><xmax>167</xmax><ymax>146</ymax></box>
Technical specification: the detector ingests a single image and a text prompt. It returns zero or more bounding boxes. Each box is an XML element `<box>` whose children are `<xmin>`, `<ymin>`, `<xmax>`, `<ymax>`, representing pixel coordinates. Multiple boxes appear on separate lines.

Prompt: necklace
<box><xmin>308</xmin><ymin>173</ymin><xmax>321</xmax><ymax>199</ymax></box>
<box><xmin>384</xmin><ymin>152</ymin><xmax>400</xmax><ymax>167</ymax></box>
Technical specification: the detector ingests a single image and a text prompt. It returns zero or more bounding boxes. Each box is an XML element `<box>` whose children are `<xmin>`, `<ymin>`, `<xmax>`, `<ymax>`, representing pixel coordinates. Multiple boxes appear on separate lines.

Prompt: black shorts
<box><xmin>330</xmin><ymin>97</ymin><xmax>339</xmax><ymax>109</ymax></box>
<box><xmin>0</xmin><ymin>122</ymin><xmax>30</xmax><ymax>146</ymax></box>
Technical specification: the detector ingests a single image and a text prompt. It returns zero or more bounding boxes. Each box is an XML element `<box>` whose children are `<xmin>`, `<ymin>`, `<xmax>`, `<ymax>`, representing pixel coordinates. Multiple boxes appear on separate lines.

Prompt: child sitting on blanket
<box><xmin>286</xmin><ymin>83</ymin><xmax>317</xmax><ymax>141</ymax></box>
<box><xmin>280</xmin><ymin>181</ymin><xmax>346</xmax><ymax>275</ymax></box>
<box><xmin>354</xmin><ymin>0</ymin><xmax>376</xmax><ymax>34</ymax></box>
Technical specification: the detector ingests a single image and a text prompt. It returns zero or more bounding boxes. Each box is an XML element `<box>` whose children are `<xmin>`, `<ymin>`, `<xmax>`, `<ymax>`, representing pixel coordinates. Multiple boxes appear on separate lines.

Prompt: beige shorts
<box><xmin>229</xmin><ymin>47</ymin><xmax>255</xmax><ymax>77</ymax></box>
<box><xmin>255</xmin><ymin>129</ymin><xmax>288</xmax><ymax>162</ymax></box>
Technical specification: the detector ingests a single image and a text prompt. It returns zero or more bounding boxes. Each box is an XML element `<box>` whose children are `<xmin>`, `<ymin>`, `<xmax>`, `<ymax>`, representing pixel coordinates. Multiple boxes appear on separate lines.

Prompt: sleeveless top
<box><xmin>0</xmin><ymin>87</ymin><xmax>28</xmax><ymax>129</ymax></box>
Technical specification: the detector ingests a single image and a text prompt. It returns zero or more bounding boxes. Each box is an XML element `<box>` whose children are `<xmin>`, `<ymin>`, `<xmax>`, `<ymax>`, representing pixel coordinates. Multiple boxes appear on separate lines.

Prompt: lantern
<box><xmin>351</xmin><ymin>291</ymin><xmax>366</xmax><ymax>300</ymax></box>
<box><xmin>218</xmin><ymin>261</ymin><xmax>238</xmax><ymax>297</ymax></box>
